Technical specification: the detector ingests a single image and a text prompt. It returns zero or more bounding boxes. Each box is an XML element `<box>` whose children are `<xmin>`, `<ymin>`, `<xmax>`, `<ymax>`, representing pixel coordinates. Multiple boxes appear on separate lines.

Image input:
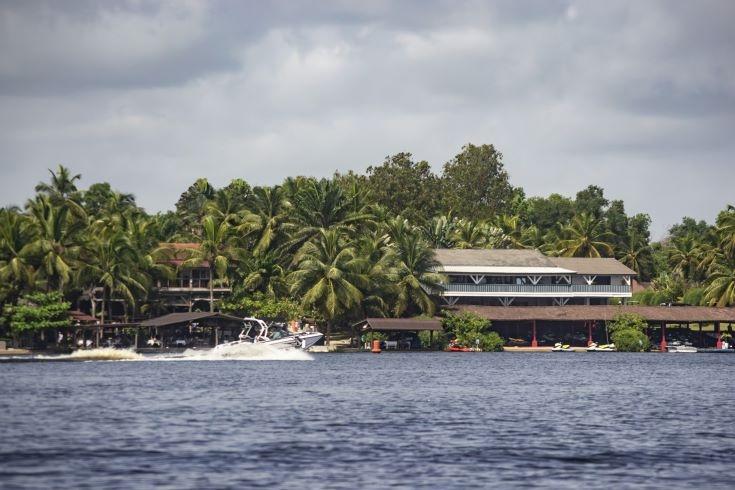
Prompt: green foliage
<box><xmin>611</xmin><ymin>328</ymin><xmax>650</xmax><ymax>352</ymax></box>
<box><xmin>418</xmin><ymin>329</ymin><xmax>448</xmax><ymax>349</ymax></box>
<box><xmin>607</xmin><ymin>313</ymin><xmax>647</xmax><ymax>335</ymax></box>
<box><xmin>220</xmin><ymin>292</ymin><xmax>302</xmax><ymax>320</ymax></box>
<box><xmin>681</xmin><ymin>287</ymin><xmax>706</xmax><ymax>306</ymax></box>
<box><xmin>362</xmin><ymin>331</ymin><xmax>387</xmax><ymax>343</ymax></box>
<box><xmin>2</xmin><ymin>291</ymin><xmax>70</xmax><ymax>332</ymax></box>
<box><xmin>441</xmin><ymin>143</ymin><xmax>515</xmax><ymax>220</ymax></box>
<box><xmin>442</xmin><ymin>312</ymin><xmax>504</xmax><ymax>351</ymax></box>
<box><xmin>365</xmin><ymin>153</ymin><xmax>443</xmax><ymax>223</ymax></box>
<box><xmin>5</xmin><ymin>150</ymin><xmax>735</xmax><ymax>335</ymax></box>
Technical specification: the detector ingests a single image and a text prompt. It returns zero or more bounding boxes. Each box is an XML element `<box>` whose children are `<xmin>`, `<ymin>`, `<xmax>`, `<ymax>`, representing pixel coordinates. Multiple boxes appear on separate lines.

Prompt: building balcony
<box><xmin>156</xmin><ymin>279</ymin><xmax>232</xmax><ymax>293</ymax></box>
<box><xmin>442</xmin><ymin>283</ymin><xmax>631</xmax><ymax>298</ymax></box>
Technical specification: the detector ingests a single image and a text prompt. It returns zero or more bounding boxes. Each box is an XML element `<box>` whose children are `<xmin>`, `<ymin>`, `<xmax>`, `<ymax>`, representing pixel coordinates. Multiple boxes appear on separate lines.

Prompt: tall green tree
<box><xmin>288</xmin><ymin>229</ymin><xmax>368</xmax><ymax>345</ymax></box>
<box><xmin>79</xmin><ymin>231</ymin><xmax>148</xmax><ymax>323</ymax></box>
<box><xmin>390</xmin><ymin>232</ymin><xmax>444</xmax><ymax>317</ymax></box>
<box><xmin>557</xmin><ymin>213</ymin><xmax>614</xmax><ymax>258</ymax></box>
<box><xmin>180</xmin><ymin>215</ymin><xmax>239</xmax><ymax>312</ymax></box>
<box><xmin>441</xmin><ymin>143</ymin><xmax>515</xmax><ymax>220</ymax></box>
<box><xmin>35</xmin><ymin>165</ymin><xmax>82</xmax><ymax>203</ymax></box>
<box><xmin>365</xmin><ymin>153</ymin><xmax>443</xmax><ymax>222</ymax></box>
<box><xmin>25</xmin><ymin>195</ymin><xmax>86</xmax><ymax>291</ymax></box>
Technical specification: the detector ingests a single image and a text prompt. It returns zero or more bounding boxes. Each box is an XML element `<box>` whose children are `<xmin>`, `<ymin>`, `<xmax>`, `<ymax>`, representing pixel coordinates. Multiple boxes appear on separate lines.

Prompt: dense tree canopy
<box><xmin>1</xmin><ymin>145</ymin><xmax>733</xmax><ymax>342</ymax></box>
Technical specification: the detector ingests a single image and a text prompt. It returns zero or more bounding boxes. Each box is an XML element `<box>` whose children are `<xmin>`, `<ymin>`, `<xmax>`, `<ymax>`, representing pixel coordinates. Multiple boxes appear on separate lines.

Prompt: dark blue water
<box><xmin>1</xmin><ymin>353</ymin><xmax>734</xmax><ymax>489</ymax></box>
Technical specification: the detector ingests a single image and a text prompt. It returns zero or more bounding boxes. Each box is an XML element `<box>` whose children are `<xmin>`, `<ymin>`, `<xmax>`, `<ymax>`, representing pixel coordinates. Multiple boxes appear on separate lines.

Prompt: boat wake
<box><xmin>33</xmin><ymin>348</ymin><xmax>144</xmax><ymax>362</ymax></box>
<box><xmin>12</xmin><ymin>344</ymin><xmax>313</xmax><ymax>363</ymax></box>
<box><xmin>175</xmin><ymin>342</ymin><xmax>314</xmax><ymax>361</ymax></box>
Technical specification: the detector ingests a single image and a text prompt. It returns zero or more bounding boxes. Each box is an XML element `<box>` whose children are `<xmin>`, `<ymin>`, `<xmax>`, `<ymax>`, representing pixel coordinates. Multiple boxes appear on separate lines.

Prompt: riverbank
<box><xmin>0</xmin><ymin>347</ymin><xmax>31</xmax><ymax>356</ymax></box>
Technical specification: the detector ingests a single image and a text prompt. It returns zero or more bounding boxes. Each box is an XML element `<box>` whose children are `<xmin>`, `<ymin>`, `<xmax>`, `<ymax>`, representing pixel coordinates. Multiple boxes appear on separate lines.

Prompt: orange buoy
<box><xmin>371</xmin><ymin>339</ymin><xmax>382</xmax><ymax>353</ymax></box>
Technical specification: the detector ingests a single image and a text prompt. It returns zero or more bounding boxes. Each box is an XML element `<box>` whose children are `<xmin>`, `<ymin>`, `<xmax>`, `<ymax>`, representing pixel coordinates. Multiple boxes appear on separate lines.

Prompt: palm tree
<box><xmin>286</xmin><ymin>179</ymin><xmax>371</xmax><ymax>251</ymax></box>
<box><xmin>354</xmin><ymin>233</ymin><xmax>394</xmax><ymax>317</ymax></box>
<box><xmin>237</xmin><ymin>250</ymin><xmax>287</xmax><ymax>297</ymax></box>
<box><xmin>79</xmin><ymin>232</ymin><xmax>148</xmax><ymax>323</ymax></box>
<box><xmin>557</xmin><ymin>213</ymin><xmax>614</xmax><ymax>258</ymax></box>
<box><xmin>453</xmin><ymin>219</ymin><xmax>489</xmax><ymax>249</ymax></box>
<box><xmin>35</xmin><ymin>165</ymin><xmax>82</xmax><ymax>201</ymax></box>
<box><xmin>288</xmin><ymin>229</ymin><xmax>368</xmax><ymax>345</ymax></box>
<box><xmin>716</xmin><ymin>205</ymin><xmax>735</xmax><ymax>259</ymax></box>
<box><xmin>390</xmin><ymin>232</ymin><xmax>445</xmax><ymax>317</ymax></box>
<box><xmin>491</xmin><ymin>215</ymin><xmax>532</xmax><ymax>249</ymax></box>
<box><xmin>421</xmin><ymin>214</ymin><xmax>456</xmax><ymax>248</ymax></box>
<box><xmin>0</xmin><ymin>209</ymin><xmax>36</xmax><ymax>293</ymax></box>
<box><xmin>668</xmin><ymin>235</ymin><xmax>704</xmax><ymax>283</ymax></box>
<box><xmin>25</xmin><ymin>195</ymin><xmax>86</xmax><ymax>291</ymax></box>
<box><xmin>180</xmin><ymin>215</ymin><xmax>239</xmax><ymax>312</ymax></box>
<box><xmin>618</xmin><ymin>232</ymin><xmax>650</xmax><ymax>276</ymax></box>
<box><xmin>239</xmin><ymin>186</ymin><xmax>292</xmax><ymax>256</ymax></box>
<box><xmin>704</xmin><ymin>260</ymin><xmax>735</xmax><ymax>307</ymax></box>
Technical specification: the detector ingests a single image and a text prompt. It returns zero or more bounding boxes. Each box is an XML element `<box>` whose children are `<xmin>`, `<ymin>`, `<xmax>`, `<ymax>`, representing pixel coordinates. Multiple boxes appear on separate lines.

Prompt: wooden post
<box><xmin>531</xmin><ymin>320</ymin><xmax>538</xmax><ymax>348</ymax></box>
<box><xmin>715</xmin><ymin>322</ymin><xmax>722</xmax><ymax>349</ymax></box>
<box><xmin>587</xmin><ymin>321</ymin><xmax>593</xmax><ymax>346</ymax></box>
<box><xmin>134</xmin><ymin>329</ymin><xmax>139</xmax><ymax>350</ymax></box>
<box><xmin>660</xmin><ymin>322</ymin><xmax>667</xmax><ymax>352</ymax></box>
<box><xmin>214</xmin><ymin>327</ymin><xmax>219</xmax><ymax>347</ymax></box>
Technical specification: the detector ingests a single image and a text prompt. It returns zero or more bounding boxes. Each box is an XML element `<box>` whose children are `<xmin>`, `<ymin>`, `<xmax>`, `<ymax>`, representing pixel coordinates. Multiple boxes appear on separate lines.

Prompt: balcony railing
<box><xmin>443</xmin><ymin>284</ymin><xmax>630</xmax><ymax>294</ymax></box>
<box><xmin>157</xmin><ymin>279</ymin><xmax>231</xmax><ymax>290</ymax></box>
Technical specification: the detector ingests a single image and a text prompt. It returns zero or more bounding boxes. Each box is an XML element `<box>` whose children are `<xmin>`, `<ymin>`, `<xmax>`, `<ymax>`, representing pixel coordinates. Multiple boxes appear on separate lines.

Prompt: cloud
<box><xmin>1</xmin><ymin>0</ymin><xmax>733</xmax><ymax>238</ymax></box>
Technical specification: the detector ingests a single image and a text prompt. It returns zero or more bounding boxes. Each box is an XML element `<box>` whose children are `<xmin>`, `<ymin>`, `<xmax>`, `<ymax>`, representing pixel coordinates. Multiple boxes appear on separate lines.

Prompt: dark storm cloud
<box><xmin>0</xmin><ymin>0</ymin><xmax>733</xmax><ymax>237</ymax></box>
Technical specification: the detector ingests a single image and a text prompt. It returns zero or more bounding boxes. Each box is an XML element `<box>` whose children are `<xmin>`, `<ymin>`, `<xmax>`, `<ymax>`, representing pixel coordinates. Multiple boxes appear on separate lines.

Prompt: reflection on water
<box><xmin>1</xmin><ymin>353</ymin><xmax>733</xmax><ymax>489</ymax></box>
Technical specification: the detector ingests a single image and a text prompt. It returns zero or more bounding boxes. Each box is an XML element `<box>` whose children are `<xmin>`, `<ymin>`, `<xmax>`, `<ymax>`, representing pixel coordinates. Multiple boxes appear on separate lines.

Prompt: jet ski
<box><xmin>587</xmin><ymin>342</ymin><xmax>616</xmax><ymax>352</ymax></box>
<box><xmin>551</xmin><ymin>342</ymin><xmax>573</xmax><ymax>352</ymax></box>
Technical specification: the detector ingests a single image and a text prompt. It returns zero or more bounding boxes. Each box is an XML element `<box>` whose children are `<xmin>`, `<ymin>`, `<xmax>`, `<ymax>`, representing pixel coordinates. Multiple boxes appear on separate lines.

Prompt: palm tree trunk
<box><xmin>326</xmin><ymin>320</ymin><xmax>331</xmax><ymax>346</ymax></box>
<box><xmin>209</xmin><ymin>265</ymin><xmax>214</xmax><ymax>312</ymax></box>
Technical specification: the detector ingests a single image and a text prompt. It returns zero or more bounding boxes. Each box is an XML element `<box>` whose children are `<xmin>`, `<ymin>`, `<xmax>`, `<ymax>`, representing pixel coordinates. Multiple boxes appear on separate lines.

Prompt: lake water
<box><xmin>1</xmin><ymin>351</ymin><xmax>734</xmax><ymax>489</ymax></box>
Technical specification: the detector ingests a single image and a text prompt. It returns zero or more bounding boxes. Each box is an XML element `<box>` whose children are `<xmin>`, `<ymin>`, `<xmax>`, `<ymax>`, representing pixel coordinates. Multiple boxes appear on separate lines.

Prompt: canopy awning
<box><xmin>358</xmin><ymin>318</ymin><xmax>443</xmax><ymax>332</ymax></box>
<box><xmin>140</xmin><ymin>312</ymin><xmax>243</xmax><ymax>328</ymax></box>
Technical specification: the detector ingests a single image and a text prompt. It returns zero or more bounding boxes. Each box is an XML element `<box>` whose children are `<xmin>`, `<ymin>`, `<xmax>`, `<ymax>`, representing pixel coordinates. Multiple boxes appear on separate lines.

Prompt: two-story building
<box><xmin>154</xmin><ymin>243</ymin><xmax>232</xmax><ymax>313</ymax></box>
<box><xmin>433</xmin><ymin>248</ymin><xmax>641</xmax><ymax>346</ymax></box>
<box><xmin>434</xmin><ymin>249</ymin><xmax>635</xmax><ymax>308</ymax></box>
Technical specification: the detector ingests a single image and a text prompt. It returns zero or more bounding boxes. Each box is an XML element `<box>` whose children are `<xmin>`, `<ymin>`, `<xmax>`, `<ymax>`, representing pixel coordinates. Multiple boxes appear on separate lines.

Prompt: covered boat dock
<box><xmin>457</xmin><ymin>305</ymin><xmax>735</xmax><ymax>349</ymax></box>
<box><xmin>357</xmin><ymin>318</ymin><xmax>443</xmax><ymax>350</ymax></box>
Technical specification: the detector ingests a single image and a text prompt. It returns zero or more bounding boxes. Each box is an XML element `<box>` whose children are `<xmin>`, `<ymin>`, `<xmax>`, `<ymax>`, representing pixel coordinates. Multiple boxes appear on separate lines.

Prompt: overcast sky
<box><xmin>1</xmin><ymin>1</ymin><xmax>733</xmax><ymax>238</ymax></box>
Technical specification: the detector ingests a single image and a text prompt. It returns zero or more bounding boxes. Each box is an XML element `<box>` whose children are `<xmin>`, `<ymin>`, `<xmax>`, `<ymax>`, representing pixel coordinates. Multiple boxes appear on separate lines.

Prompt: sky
<box><xmin>1</xmin><ymin>1</ymin><xmax>733</xmax><ymax>239</ymax></box>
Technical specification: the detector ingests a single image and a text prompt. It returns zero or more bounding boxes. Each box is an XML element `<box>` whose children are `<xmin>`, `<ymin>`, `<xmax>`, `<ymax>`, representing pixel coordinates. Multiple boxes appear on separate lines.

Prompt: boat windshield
<box><xmin>269</xmin><ymin>327</ymin><xmax>289</xmax><ymax>340</ymax></box>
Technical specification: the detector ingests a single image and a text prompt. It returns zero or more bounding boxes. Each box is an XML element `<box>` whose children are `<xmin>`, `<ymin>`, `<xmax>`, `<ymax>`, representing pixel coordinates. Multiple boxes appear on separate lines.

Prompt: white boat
<box><xmin>551</xmin><ymin>342</ymin><xmax>573</xmax><ymax>352</ymax></box>
<box><xmin>666</xmin><ymin>341</ymin><xmax>697</xmax><ymax>353</ymax></box>
<box><xmin>214</xmin><ymin>317</ymin><xmax>323</xmax><ymax>351</ymax></box>
<box><xmin>587</xmin><ymin>342</ymin><xmax>616</xmax><ymax>352</ymax></box>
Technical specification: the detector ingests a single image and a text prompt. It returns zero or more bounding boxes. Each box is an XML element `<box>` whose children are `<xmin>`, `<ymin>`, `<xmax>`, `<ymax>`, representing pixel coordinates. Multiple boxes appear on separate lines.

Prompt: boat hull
<box><xmin>214</xmin><ymin>332</ymin><xmax>323</xmax><ymax>351</ymax></box>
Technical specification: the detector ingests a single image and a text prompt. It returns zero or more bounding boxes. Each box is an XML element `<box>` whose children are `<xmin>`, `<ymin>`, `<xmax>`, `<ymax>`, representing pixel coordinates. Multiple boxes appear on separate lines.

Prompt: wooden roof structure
<box><xmin>358</xmin><ymin>318</ymin><xmax>443</xmax><ymax>332</ymax></box>
<box><xmin>140</xmin><ymin>312</ymin><xmax>242</xmax><ymax>328</ymax></box>
<box><xmin>457</xmin><ymin>305</ymin><xmax>735</xmax><ymax>323</ymax></box>
<box><xmin>548</xmin><ymin>257</ymin><xmax>636</xmax><ymax>275</ymax></box>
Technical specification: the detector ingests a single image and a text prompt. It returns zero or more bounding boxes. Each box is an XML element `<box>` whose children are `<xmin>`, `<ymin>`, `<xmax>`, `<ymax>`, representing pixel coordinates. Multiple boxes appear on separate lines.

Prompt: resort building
<box><xmin>154</xmin><ymin>243</ymin><xmax>231</xmax><ymax>312</ymax></box>
<box><xmin>434</xmin><ymin>249</ymin><xmax>635</xmax><ymax>307</ymax></box>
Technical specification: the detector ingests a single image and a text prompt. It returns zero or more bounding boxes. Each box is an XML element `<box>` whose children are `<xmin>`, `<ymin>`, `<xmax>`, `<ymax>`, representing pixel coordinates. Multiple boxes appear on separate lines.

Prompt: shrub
<box><xmin>2</xmin><ymin>292</ymin><xmax>71</xmax><ymax>333</ymax></box>
<box><xmin>442</xmin><ymin>312</ymin><xmax>504</xmax><ymax>351</ymax></box>
<box><xmin>611</xmin><ymin>328</ymin><xmax>650</xmax><ymax>352</ymax></box>
<box><xmin>681</xmin><ymin>287</ymin><xmax>706</xmax><ymax>306</ymax></box>
<box><xmin>220</xmin><ymin>293</ymin><xmax>302</xmax><ymax>321</ymax></box>
<box><xmin>607</xmin><ymin>313</ymin><xmax>647</xmax><ymax>335</ymax></box>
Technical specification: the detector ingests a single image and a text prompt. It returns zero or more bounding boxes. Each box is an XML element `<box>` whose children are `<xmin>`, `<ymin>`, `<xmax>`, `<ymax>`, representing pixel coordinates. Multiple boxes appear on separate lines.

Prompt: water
<box><xmin>1</xmin><ymin>352</ymin><xmax>733</xmax><ymax>489</ymax></box>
